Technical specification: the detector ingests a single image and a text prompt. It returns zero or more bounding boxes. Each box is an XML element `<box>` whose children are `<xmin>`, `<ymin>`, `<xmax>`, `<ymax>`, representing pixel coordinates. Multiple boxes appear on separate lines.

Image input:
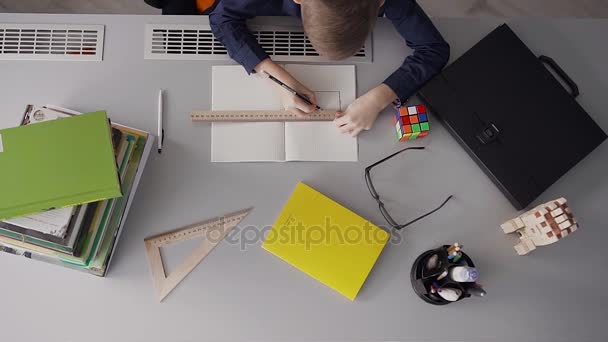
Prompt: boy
<box><xmin>210</xmin><ymin>0</ymin><xmax>449</xmax><ymax>136</ymax></box>
<box><xmin>147</xmin><ymin>0</ymin><xmax>449</xmax><ymax>136</ymax></box>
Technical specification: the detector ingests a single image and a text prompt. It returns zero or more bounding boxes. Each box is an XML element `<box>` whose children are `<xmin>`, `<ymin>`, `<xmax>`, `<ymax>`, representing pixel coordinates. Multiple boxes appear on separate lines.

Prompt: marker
<box><xmin>263</xmin><ymin>71</ymin><xmax>321</xmax><ymax>110</ymax></box>
<box><xmin>450</xmin><ymin>266</ymin><xmax>479</xmax><ymax>282</ymax></box>
<box><xmin>157</xmin><ymin>89</ymin><xmax>164</xmax><ymax>154</ymax></box>
<box><xmin>448</xmin><ymin>251</ymin><xmax>461</xmax><ymax>261</ymax></box>
<box><xmin>452</xmin><ymin>252</ymin><xmax>462</xmax><ymax>263</ymax></box>
<box><xmin>437</xmin><ymin>287</ymin><xmax>462</xmax><ymax>302</ymax></box>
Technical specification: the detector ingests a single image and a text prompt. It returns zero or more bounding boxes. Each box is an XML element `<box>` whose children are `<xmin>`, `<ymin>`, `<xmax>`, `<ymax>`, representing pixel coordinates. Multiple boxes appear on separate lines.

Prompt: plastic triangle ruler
<box><xmin>144</xmin><ymin>207</ymin><xmax>252</xmax><ymax>302</ymax></box>
<box><xmin>190</xmin><ymin>110</ymin><xmax>336</xmax><ymax>122</ymax></box>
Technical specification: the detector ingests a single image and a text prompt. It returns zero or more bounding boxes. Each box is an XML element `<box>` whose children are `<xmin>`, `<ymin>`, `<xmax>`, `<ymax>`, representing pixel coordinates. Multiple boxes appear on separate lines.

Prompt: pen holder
<box><xmin>410</xmin><ymin>245</ymin><xmax>481</xmax><ymax>305</ymax></box>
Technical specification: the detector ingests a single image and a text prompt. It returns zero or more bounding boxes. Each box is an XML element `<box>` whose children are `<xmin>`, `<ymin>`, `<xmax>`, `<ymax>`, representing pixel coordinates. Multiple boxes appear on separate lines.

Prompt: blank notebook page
<box><xmin>284</xmin><ymin>65</ymin><xmax>358</xmax><ymax>162</ymax></box>
<box><xmin>211</xmin><ymin>64</ymin><xmax>358</xmax><ymax>162</ymax></box>
<box><xmin>211</xmin><ymin>66</ymin><xmax>285</xmax><ymax>162</ymax></box>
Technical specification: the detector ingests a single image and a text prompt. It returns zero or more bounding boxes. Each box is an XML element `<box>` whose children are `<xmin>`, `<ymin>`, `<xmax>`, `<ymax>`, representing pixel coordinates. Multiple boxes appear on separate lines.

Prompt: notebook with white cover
<box><xmin>211</xmin><ymin>65</ymin><xmax>358</xmax><ymax>162</ymax></box>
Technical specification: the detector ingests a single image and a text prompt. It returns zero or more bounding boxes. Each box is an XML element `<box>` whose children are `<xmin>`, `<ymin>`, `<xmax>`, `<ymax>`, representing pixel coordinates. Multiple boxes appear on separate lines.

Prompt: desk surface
<box><xmin>0</xmin><ymin>14</ymin><xmax>607</xmax><ymax>342</ymax></box>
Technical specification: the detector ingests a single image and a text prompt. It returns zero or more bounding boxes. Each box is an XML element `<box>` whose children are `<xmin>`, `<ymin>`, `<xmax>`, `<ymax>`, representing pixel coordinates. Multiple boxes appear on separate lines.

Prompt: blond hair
<box><xmin>301</xmin><ymin>0</ymin><xmax>378</xmax><ymax>60</ymax></box>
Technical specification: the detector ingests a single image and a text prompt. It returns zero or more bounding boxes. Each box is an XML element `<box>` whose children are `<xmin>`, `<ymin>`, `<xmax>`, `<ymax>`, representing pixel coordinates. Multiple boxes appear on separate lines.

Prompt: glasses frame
<box><xmin>365</xmin><ymin>147</ymin><xmax>453</xmax><ymax>230</ymax></box>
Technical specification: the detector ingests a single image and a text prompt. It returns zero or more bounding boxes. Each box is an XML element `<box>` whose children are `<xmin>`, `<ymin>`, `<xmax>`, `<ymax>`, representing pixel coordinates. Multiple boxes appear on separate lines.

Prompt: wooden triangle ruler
<box><xmin>144</xmin><ymin>207</ymin><xmax>252</xmax><ymax>302</ymax></box>
<box><xmin>190</xmin><ymin>110</ymin><xmax>336</xmax><ymax>122</ymax></box>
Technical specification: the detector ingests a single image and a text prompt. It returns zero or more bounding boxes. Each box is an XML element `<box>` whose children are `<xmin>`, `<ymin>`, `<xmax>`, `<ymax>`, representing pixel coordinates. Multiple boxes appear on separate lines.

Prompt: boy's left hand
<box><xmin>334</xmin><ymin>84</ymin><xmax>397</xmax><ymax>137</ymax></box>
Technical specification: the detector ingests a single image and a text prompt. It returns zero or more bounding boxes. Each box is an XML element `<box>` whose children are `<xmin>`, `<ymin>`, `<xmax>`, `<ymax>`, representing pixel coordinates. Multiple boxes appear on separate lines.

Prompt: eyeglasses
<box><xmin>365</xmin><ymin>147</ymin><xmax>453</xmax><ymax>230</ymax></box>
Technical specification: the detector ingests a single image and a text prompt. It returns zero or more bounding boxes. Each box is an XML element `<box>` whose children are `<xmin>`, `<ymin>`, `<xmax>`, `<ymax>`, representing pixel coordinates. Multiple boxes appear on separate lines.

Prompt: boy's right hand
<box><xmin>255</xmin><ymin>58</ymin><xmax>318</xmax><ymax>116</ymax></box>
<box><xmin>279</xmin><ymin>83</ymin><xmax>317</xmax><ymax>117</ymax></box>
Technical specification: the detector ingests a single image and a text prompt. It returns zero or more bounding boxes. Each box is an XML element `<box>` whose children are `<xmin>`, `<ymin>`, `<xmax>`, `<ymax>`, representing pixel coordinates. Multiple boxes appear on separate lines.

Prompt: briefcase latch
<box><xmin>476</xmin><ymin>123</ymin><xmax>500</xmax><ymax>144</ymax></box>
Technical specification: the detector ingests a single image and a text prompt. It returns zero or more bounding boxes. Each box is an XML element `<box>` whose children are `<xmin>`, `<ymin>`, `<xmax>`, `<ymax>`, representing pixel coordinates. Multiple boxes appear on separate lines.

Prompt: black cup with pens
<box><xmin>410</xmin><ymin>243</ymin><xmax>486</xmax><ymax>305</ymax></box>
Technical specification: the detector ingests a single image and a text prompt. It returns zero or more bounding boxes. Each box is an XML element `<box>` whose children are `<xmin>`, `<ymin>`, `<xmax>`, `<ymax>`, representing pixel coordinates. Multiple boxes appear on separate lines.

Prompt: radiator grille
<box><xmin>0</xmin><ymin>24</ymin><xmax>104</xmax><ymax>61</ymax></box>
<box><xmin>144</xmin><ymin>24</ymin><xmax>371</xmax><ymax>62</ymax></box>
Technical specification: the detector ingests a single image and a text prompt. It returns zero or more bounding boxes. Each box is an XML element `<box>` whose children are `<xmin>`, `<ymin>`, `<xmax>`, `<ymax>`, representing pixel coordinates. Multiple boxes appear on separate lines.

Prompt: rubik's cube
<box><xmin>394</xmin><ymin>105</ymin><xmax>430</xmax><ymax>141</ymax></box>
<box><xmin>500</xmin><ymin>198</ymin><xmax>578</xmax><ymax>255</ymax></box>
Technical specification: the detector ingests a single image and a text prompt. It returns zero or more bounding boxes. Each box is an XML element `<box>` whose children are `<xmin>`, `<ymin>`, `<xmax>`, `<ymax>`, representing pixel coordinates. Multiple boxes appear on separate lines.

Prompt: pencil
<box><xmin>263</xmin><ymin>70</ymin><xmax>321</xmax><ymax>110</ymax></box>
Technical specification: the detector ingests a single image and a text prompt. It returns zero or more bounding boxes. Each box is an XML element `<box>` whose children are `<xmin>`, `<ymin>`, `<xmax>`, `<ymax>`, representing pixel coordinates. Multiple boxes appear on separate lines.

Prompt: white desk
<box><xmin>0</xmin><ymin>14</ymin><xmax>607</xmax><ymax>342</ymax></box>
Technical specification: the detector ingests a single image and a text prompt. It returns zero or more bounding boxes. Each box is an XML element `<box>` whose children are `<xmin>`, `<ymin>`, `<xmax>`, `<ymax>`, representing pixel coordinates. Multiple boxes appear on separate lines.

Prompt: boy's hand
<box><xmin>279</xmin><ymin>83</ymin><xmax>317</xmax><ymax>117</ymax></box>
<box><xmin>254</xmin><ymin>58</ymin><xmax>318</xmax><ymax>116</ymax></box>
<box><xmin>334</xmin><ymin>84</ymin><xmax>398</xmax><ymax>137</ymax></box>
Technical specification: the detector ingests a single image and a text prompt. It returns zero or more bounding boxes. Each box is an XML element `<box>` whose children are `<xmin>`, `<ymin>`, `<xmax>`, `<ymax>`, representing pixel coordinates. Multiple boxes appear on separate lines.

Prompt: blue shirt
<box><xmin>209</xmin><ymin>0</ymin><xmax>450</xmax><ymax>102</ymax></box>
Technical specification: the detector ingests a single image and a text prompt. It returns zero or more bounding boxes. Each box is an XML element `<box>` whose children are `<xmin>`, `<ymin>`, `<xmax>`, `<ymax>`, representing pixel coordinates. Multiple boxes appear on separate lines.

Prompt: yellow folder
<box><xmin>263</xmin><ymin>182</ymin><xmax>390</xmax><ymax>300</ymax></box>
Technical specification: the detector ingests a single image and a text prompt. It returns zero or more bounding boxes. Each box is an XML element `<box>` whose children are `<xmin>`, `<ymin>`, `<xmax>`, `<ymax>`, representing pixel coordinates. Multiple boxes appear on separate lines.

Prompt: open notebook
<box><xmin>211</xmin><ymin>65</ymin><xmax>358</xmax><ymax>162</ymax></box>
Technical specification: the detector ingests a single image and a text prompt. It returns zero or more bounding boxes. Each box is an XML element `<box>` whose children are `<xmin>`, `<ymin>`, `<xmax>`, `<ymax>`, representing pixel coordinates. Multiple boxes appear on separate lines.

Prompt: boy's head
<box><xmin>297</xmin><ymin>0</ymin><xmax>382</xmax><ymax>60</ymax></box>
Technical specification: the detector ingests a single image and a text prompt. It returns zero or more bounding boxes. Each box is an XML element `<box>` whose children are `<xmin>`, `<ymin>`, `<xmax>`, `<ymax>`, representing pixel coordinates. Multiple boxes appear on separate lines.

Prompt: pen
<box><xmin>157</xmin><ymin>89</ymin><xmax>164</xmax><ymax>154</ymax></box>
<box><xmin>262</xmin><ymin>70</ymin><xmax>321</xmax><ymax>110</ymax></box>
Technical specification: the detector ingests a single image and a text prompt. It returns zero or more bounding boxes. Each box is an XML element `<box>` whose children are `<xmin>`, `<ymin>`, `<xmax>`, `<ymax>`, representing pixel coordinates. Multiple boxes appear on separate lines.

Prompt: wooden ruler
<box><xmin>144</xmin><ymin>207</ymin><xmax>253</xmax><ymax>302</ymax></box>
<box><xmin>190</xmin><ymin>110</ymin><xmax>336</xmax><ymax>122</ymax></box>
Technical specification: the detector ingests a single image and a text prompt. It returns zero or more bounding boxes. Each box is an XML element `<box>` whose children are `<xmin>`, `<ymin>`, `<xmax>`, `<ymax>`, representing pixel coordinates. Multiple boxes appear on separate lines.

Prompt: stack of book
<box><xmin>0</xmin><ymin>105</ymin><xmax>154</xmax><ymax>276</ymax></box>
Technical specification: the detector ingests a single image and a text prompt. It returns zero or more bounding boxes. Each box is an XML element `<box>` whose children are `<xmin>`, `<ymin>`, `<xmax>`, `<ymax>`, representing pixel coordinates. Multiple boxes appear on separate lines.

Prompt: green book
<box><xmin>0</xmin><ymin>111</ymin><xmax>121</xmax><ymax>220</ymax></box>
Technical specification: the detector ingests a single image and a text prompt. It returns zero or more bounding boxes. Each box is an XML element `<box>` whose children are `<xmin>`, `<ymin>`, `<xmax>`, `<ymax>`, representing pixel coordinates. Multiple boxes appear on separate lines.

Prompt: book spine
<box><xmin>0</xmin><ymin>241</ymin><xmax>99</xmax><ymax>276</ymax></box>
<box><xmin>104</xmin><ymin>134</ymin><xmax>155</xmax><ymax>276</ymax></box>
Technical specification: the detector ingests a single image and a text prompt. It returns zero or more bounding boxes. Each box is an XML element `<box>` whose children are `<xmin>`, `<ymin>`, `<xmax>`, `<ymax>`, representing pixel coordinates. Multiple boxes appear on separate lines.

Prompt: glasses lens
<box><xmin>364</xmin><ymin>147</ymin><xmax>451</xmax><ymax>231</ymax></box>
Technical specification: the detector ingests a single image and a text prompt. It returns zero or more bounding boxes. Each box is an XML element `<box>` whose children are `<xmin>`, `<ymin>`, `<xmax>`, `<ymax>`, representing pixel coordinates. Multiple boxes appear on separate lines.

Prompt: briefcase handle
<box><xmin>538</xmin><ymin>55</ymin><xmax>579</xmax><ymax>98</ymax></box>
